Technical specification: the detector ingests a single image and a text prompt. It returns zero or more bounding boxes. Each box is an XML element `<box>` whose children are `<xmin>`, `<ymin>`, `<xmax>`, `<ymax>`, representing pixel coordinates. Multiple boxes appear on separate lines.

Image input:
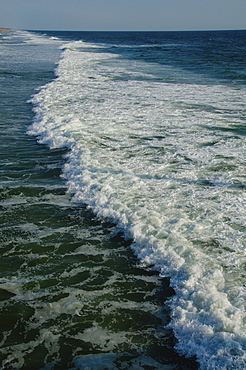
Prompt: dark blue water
<box><xmin>41</xmin><ymin>30</ymin><xmax>246</xmax><ymax>84</ymax></box>
<box><xmin>0</xmin><ymin>29</ymin><xmax>245</xmax><ymax>370</ymax></box>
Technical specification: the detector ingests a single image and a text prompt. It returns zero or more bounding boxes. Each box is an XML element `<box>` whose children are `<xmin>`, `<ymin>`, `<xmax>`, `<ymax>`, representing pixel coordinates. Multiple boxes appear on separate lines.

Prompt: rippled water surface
<box><xmin>0</xmin><ymin>29</ymin><xmax>245</xmax><ymax>369</ymax></box>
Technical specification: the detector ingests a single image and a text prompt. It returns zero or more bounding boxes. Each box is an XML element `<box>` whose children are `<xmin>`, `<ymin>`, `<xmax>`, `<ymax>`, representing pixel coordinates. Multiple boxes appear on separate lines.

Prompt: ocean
<box><xmin>0</xmin><ymin>29</ymin><xmax>245</xmax><ymax>369</ymax></box>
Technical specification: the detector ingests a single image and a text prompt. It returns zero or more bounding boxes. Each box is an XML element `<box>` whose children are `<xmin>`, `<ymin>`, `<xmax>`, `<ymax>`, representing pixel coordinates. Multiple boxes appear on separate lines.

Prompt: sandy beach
<box><xmin>0</xmin><ymin>28</ymin><xmax>10</xmax><ymax>32</ymax></box>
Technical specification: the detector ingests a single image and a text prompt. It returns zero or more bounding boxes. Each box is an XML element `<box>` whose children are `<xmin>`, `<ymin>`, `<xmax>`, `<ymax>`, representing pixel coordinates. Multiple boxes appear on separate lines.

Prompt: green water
<box><xmin>0</xmin><ymin>98</ymin><xmax>198</xmax><ymax>370</ymax></box>
<box><xmin>0</xmin><ymin>30</ymin><xmax>199</xmax><ymax>369</ymax></box>
<box><xmin>0</xmin><ymin>163</ymin><xmax>197</xmax><ymax>369</ymax></box>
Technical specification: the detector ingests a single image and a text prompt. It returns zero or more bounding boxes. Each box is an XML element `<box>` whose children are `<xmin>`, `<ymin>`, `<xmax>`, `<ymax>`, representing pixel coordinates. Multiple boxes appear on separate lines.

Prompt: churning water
<box><xmin>0</xmin><ymin>29</ymin><xmax>245</xmax><ymax>369</ymax></box>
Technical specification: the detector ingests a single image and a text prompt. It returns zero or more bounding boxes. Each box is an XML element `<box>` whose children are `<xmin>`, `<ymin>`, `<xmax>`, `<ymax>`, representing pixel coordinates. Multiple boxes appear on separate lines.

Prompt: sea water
<box><xmin>0</xmin><ymin>29</ymin><xmax>245</xmax><ymax>369</ymax></box>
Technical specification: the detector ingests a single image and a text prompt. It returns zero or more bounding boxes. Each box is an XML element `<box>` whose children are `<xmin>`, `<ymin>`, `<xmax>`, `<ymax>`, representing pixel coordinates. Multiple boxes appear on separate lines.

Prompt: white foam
<box><xmin>71</xmin><ymin>352</ymin><xmax>171</xmax><ymax>370</ymax></box>
<box><xmin>29</xmin><ymin>40</ymin><xmax>246</xmax><ymax>369</ymax></box>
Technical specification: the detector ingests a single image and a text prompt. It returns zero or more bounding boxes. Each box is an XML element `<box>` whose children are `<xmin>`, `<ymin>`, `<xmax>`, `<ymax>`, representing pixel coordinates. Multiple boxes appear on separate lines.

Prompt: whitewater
<box><xmin>27</xmin><ymin>33</ymin><xmax>246</xmax><ymax>369</ymax></box>
<box><xmin>0</xmin><ymin>29</ymin><xmax>245</xmax><ymax>369</ymax></box>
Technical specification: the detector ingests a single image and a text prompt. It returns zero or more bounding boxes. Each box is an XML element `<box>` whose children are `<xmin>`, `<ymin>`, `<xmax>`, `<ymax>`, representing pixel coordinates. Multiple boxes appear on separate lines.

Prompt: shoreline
<box><xmin>0</xmin><ymin>28</ymin><xmax>11</xmax><ymax>32</ymax></box>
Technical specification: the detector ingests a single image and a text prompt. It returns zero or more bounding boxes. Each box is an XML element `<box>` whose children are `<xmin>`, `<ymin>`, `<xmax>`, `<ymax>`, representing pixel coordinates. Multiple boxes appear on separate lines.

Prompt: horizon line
<box><xmin>3</xmin><ymin>27</ymin><xmax>246</xmax><ymax>33</ymax></box>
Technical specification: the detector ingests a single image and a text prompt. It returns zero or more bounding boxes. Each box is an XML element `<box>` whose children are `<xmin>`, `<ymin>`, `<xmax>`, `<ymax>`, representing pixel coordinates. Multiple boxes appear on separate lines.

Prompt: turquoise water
<box><xmin>1</xmin><ymin>29</ymin><xmax>246</xmax><ymax>369</ymax></box>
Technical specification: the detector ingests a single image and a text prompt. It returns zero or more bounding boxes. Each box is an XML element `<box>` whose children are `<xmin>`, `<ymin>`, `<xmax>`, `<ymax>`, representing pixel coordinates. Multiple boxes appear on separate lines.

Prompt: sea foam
<box><xmin>29</xmin><ymin>39</ymin><xmax>246</xmax><ymax>369</ymax></box>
